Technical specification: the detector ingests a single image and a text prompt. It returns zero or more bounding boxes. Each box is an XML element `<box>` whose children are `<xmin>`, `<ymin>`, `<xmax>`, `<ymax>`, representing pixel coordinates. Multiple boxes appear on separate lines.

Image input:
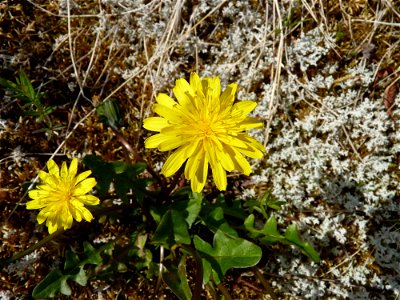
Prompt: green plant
<box><xmin>2</xmin><ymin>77</ymin><xmax>321</xmax><ymax>300</ymax></box>
<box><xmin>0</xmin><ymin>69</ymin><xmax>62</xmax><ymax>139</ymax></box>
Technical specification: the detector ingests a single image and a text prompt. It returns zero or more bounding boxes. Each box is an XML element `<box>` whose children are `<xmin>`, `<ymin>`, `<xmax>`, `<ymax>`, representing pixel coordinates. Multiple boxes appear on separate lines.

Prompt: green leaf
<box><xmin>214</xmin><ymin>194</ymin><xmax>246</xmax><ymax>220</ymax></box>
<box><xmin>153</xmin><ymin>210</ymin><xmax>191</xmax><ymax>248</ymax></box>
<box><xmin>263</xmin><ymin>215</ymin><xmax>284</xmax><ymax>242</ymax></box>
<box><xmin>83</xmin><ymin>155</ymin><xmax>114</xmax><ymax>196</ymax></box>
<box><xmin>82</xmin><ymin>241</ymin><xmax>104</xmax><ymax>265</ymax></box>
<box><xmin>96</xmin><ymin>99</ymin><xmax>123</xmax><ymax>130</ymax></box>
<box><xmin>32</xmin><ymin>242</ymin><xmax>112</xmax><ymax>298</ymax></box>
<box><xmin>72</xmin><ymin>268</ymin><xmax>87</xmax><ymax>286</ymax></box>
<box><xmin>284</xmin><ymin>225</ymin><xmax>321</xmax><ymax>262</ymax></box>
<box><xmin>64</xmin><ymin>250</ymin><xmax>80</xmax><ymax>272</ymax></box>
<box><xmin>194</xmin><ymin>230</ymin><xmax>262</xmax><ymax>284</ymax></box>
<box><xmin>263</xmin><ymin>191</ymin><xmax>285</xmax><ymax>210</ymax></box>
<box><xmin>84</xmin><ymin>155</ymin><xmax>150</xmax><ymax>202</ymax></box>
<box><xmin>244</xmin><ymin>214</ymin><xmax>320</xmax><ymax>262</ymax></box>
<box><xmin>170</xmin><ymin>192</ymin><xmax>202</xmax><ymax>228</ymax></box>
<box><xmin>32</xmin><ymin>270</ymin><xmax>71</xmax><ymax>298</ymax></box>
<box><xmin>201</xmin><ymin>206</ymin><xmax>238</xmax><ymax>237</ymax></box>
<box><xmin>163</xmin><ymin>257</ymin><xmax>192</xmax><ymax>300</ymax></box>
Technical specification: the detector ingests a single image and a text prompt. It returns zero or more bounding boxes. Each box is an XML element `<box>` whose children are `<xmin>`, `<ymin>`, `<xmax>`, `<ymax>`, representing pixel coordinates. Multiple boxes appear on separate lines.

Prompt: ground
<box><xmin>0</xmin><ymin>0</ymin><xmax>399</xmax><ymax>299</ymax></box>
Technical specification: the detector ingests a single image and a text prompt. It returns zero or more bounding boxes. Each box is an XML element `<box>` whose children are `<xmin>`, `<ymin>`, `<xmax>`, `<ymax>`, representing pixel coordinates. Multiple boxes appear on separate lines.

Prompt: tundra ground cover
<box><xmin>0</xmin><ymin>1</ymin><xmax>399</xmax><ymax>299</ymax></box>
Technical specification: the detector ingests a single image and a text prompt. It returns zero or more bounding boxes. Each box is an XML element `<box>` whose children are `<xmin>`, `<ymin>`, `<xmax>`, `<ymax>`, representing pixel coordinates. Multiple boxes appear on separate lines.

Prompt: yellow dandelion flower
<box><xmin>143</xmin><ymin>72</ymin><xmax>265</xmax><ymax>192</ymax></box>
<box><xmin>26</xmin><ymin>158</ymin><xmax>100</xmax><ymax>234</ymax></box>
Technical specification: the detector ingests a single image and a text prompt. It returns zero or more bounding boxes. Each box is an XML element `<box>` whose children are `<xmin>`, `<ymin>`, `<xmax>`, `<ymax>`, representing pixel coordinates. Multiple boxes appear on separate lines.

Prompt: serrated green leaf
<box><xmin>163</xmin><ymin>257</ymin><xmax>192</xmax><ymax>300</ymax></box>
<box><xmin>112</xmin><ymin>161</ymin><xmax>128</xmax><ymax>174</ymax></box>
<box><xmin>194</xmin><ymin>230</ymin><xmax>262</xmax><ymax>284</ymax></box>
<box><xmin>83</xmin><ymin>155</ymin><xmax>114</xmax><ymax>196</ymax></box>
<box><xmin>284</xmin><ymin>225</ymin><xmax>321</xmax><ymax>262</ymax></box>
<box><xmin>96</xmin><ymin>99</ymin><xmax>123</xmax><ymax>130</ymax></box>
<box><xmin>83</xmin><ymin>241</ymin><xmax>104</xmax><ymax>265</ymax></box>
<box><xmin>245</xmin><ymin>214</ymin><xmax>320</xmax><ymax>262</ymax></box>
<box><xmin>84</xmin><ymin>155</ymin><xmax>149</xmax><ymax>202</ymax></box>
<box><xmin>170</xmin><ymin>192</ymin><xmax>202</xmax><ymax>228</ymax></box>
<box><xmin>201</xmin><ymin>207</ymin><xmax>238</xmax><ymax>237</ymax></box>
<box><xmin>153</xmin><ymin>210</ymin><xmax>191</xmax><ymax>248</ymax></box>
<box><xmin>32</xmin><ymin>242</ymin><xmax>113</xmax><ymax>299</ymax></box>
<box><xmin>72</xmin><ymin>268</ymin><xmax>87</xmax><ymax>286</ymax></box>
<box><xmin>32</xmin><ymin>270</ymin><xmax>71</xmax><ymax>298</ymax></box>
<box><xmin>214</xmin><ymin>194</ymin><xmax>246</xmax><ymax>220</ymax></box>
<box><xmin>263</xmin><ymin>215</ymin><xmax>284</xmax><ymax>243</ymax></box>
<box><xmin>284</xmin><ymin>224</ymin><xmax>302</xmax><ymax>245</ymax></box>
<box><xmin>64</xmin><ymin>250</ymin><xmax>80</xmax><ymax>272</ymax></box>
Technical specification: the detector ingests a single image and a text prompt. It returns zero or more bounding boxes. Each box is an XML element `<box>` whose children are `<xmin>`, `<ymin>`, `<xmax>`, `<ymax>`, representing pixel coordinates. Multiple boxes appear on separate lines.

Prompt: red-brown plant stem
<box><xmin>253</xmin><ymin>267</ymin><xmax>278</xmax><ymax>300</ymax></box>
<box><xmin>111</xmin><ymin>127</ymin><xmax>163</xmax><ymax>185</ymax></box>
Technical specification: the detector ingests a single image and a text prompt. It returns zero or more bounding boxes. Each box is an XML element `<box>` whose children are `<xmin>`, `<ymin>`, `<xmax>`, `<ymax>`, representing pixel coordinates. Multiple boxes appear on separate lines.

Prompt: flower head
<box><xmin>143</xmin><ymin>72</ymin><xmax>264</xmax><ymax>192</ymax></box>
<box><xmin>26</xmin><ymin>158</ymin><xmax>100</xmax><ymax>233</ymax></box>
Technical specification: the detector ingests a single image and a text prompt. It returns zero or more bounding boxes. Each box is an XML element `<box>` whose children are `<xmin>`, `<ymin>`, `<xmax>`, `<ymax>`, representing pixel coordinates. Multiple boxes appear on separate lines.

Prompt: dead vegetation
<box><xmin>1</xmin><ymin>0</ymin><xmax>399</xmax><ymax>299</ymax></box>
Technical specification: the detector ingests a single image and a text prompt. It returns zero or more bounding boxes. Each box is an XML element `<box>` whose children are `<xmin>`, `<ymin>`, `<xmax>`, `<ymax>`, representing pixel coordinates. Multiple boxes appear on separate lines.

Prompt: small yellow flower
<box><xmin>143</xmin><ymin>72</ymin><xmax>265</xmax><ymax>192</ymax></box>
<box><xmin>26</xmin><ymin>158</ymin><xmax>100</xmax><ymax>234</ymax></box>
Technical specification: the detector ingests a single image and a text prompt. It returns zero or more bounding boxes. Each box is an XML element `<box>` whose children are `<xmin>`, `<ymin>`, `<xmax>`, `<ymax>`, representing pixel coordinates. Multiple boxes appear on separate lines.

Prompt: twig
<box><xmin>110</xmin><ymin>128</ymin><xmax>162</xmax><ymax>184</ymax></box>
<box><xmin>216</xmin><ymin>283</ymin><xmax>233</xmax><ymax>300</ymax></box>
<box><xmin>2</xmin><ymin>229</ymin><xmax>64</xmax><ymax>266</ymax></box>
<box><xmin>253</xmin><ymin>267</ymin><xmax>278</xmax><ymax>300</ymax></box>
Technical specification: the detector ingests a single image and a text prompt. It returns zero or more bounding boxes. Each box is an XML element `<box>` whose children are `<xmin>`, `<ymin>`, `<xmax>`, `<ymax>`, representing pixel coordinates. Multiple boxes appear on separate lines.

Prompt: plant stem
<box><xmin>111</xmin><ymin>127</ymin><xmax>162</xmax><ymax>184</ymax></box>
<box><xmin>178</xmin><ymin>244</ymin><xmax>203</xmax><ymax>300</ymax></box>
<box><xmin>205</xmin><ymin>282</ymin><xmax>218</xmax><ymax>299</ymax></box>
<box><xmin>216</xmin><ymin>282</ymin><xmax>233</xmax><ymax>300</ymax></box>
<box><xmin>4</xmin><ymin>228</ymin><xmax>64</xmax><ymax>265</ymax></box>
<box><xmin>253</xmin><ymin>267</ymin><xmax>278</xmax><ymax>300</ymax></box>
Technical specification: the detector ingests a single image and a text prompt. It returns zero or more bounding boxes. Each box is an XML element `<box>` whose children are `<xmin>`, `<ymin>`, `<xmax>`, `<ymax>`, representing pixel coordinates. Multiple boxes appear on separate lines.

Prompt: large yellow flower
<box><xmin>143</xmin><ymin>72</ymin><xmax>265</xmax><ymax>192</ymax></box>
<box><xmin>26</xmin><ymin>158</ymin><xmax>100</xmax><ymax>234</ymax></box>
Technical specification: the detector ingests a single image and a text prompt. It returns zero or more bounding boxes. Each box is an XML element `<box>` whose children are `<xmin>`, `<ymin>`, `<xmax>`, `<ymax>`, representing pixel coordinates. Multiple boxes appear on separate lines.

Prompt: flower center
<box><xmin>198</xmin><ymin>119</ymin><xmax>214</xmax><ymax>138</ymax></box>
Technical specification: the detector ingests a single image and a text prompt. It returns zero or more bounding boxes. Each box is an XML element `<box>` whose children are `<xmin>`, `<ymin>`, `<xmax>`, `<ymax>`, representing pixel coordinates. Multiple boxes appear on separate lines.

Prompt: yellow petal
<box><xmin>47</xmin><ymin>219</ymin><xmax>58</xmax><ymax>234</ymax></box>
<box><xmin>80</xmin><ymin>207</ymin><xmax>94</xmax><ymax>222</ymax></box>
<box><xmin>231</xmin><ymin>101</ymin><xmax>257</xmax><ymax>118</ymax></box>
<box><xmin>38</xmin><ymin>170</ymin><xmax>50</xmax><ymax>182</ymax></box>
<box><xmin>220</xmin><ymin>83</ymin><xmax>237</xmax><ymax>110</ymax></box>
<box><xmin>63</xmin><ymin>213</ymin><xmax>73</xmax><ymax>230</ymax></box>
<box><xmin>174</xmin><ymin>78</ymin><xmax>196</xmax><ymax>109</ymax></box>
<box><xmin>239</xmin><ymin>117</ymin><xmax>264</xmax><ymax>129</ymax></box>
<box><xmin>233</xmin><ymin>134</ymin><xmax>265</xmax><ymax>159</ymax></box>
<box><xmin>47</xmin><ymin>159</ymin><xmax>59</xmax><ymax>176</ymax></box>
<box><xmin>160</xmin><ymin>125</ymin><xmax>185</xmax><ymax>135</ymax></box>
<box><xmin>68</xmin><ymin>158</ymin><xmax>78</xmax><ymax>179</ymax></box>
<box><xmin>184</xmin><ymin>146</ymin><xmax>203</xmax><ymax>180</ymax></box>
<box><xmin>143</xmin><ymin>117</ymin><xmax>169</xmax><ymax>132</ymax></box>
<box><xmin>184</xmin><ymin>138</ymin><xmax>201</xmax><ymax>157</ymax></box>
<box><xmin>145</xmin><ymin>133</ymin><xmax>173</xmax><ymax>149</ymax></box>
<box><xmin>70</xmin><ymin>204</ymin><xmax>82</xmax><ymax>222</ymax></box>
<box><xmin>74</xmin><ymin>178</ymin><xmax>97</xmax><ymax>195</ymax></box>
<box><xmin>37</xmin><ymin>210</ymin><xmax>48</xmax><ymax>224</ymax></box>
<box><xmin>226</xmin><ymin>147</ymin><xmax>252</xmax><ymax>175</ymax></box>
<box><xmin>26</xmin><ymin>198</ymin><xmax>44</xmax><ymax>209</ymax></box>
<box><xmin>191</xmin><ymin>153</ymin><xmax>208</xmax><ymax>193</ymax></box>
<box><xmin>190</xmin><ymin>72</ymin><xmax>205</xmax><ymax>100</ymax></box>
<box><xmin>60</xmin><ymin>161</ymin><xmax>68</xmax><ymax>178</ymax></box>
<box><xmin>75</xmin><ymin>170</ymin><xmax>92</xmax><ymax>185</ymax></box>
<box><xmin>156</xmin><ymin>93</ymin><xmax>177</xmax><ymax>108</ymax></box>
<box><xmin>161</xmin><ymin>146</ymin><xmax>188</xmax><ymax>177</ymax></box>
<box><xmin>28</xmin><ymin>189</ymin><xmax>42</xmax><ymax>200</ymax></box>
<box><xmin>153</xmin><ymin>104</ymin><xmax>184</xmax><ymax>124</ymax></box>
<box><xmin>75</xmin><ymin>194</ymin><xmax>100</xmax><ymax>205</ymax></box>
<box><xmin>208</xmin><ymin>76</ymin><xmax>221</xmax><ymax>109</ymax></box>
<box><xmin>158</xmin><ymin>136</ymin><xmax>187</xmax><ymax>151</ymax></box>
<box><xmin>219</xmin><ymin>135</ymin><xmax>249</xmax><ymax>149</ymax></box>
<box><xmin>210</xmin><ymin>161</ymin><xmax>227</xmax><ymax>191</ymax></box>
